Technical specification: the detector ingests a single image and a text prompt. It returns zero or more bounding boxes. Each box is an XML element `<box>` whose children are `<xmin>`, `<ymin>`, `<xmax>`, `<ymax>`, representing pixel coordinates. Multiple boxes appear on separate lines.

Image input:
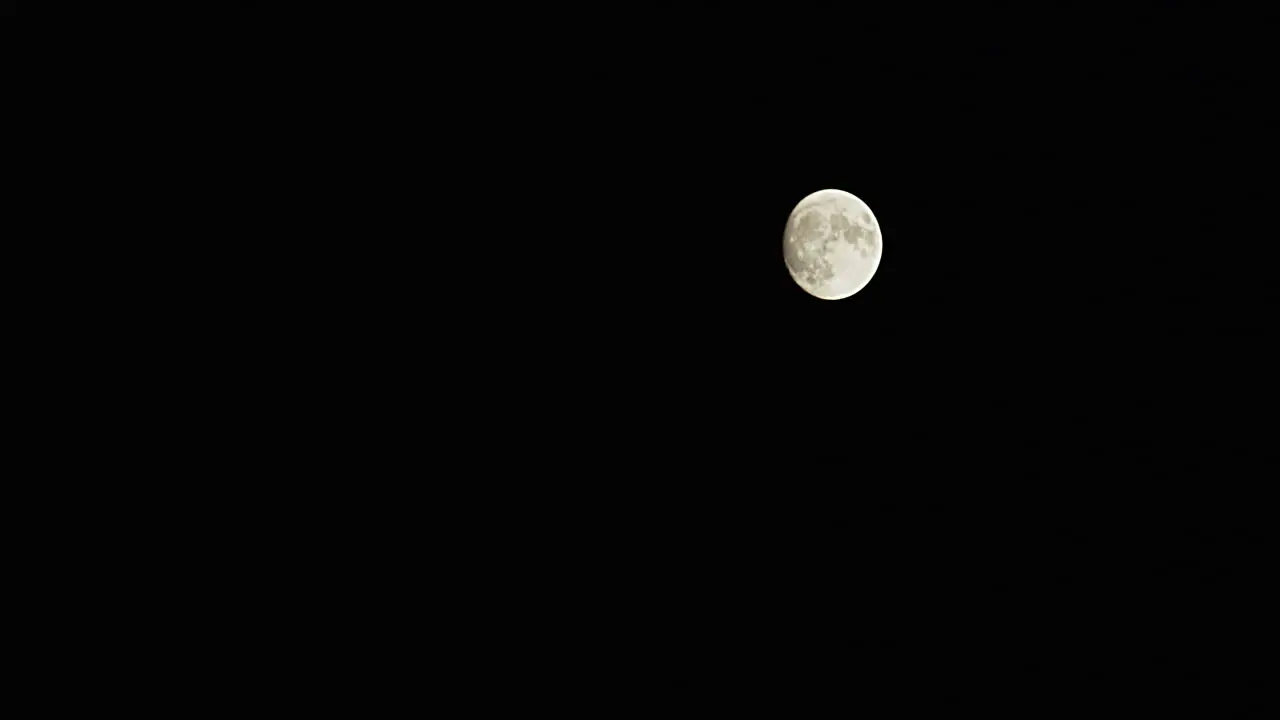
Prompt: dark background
<box><xmin>434</xmin><ymin>3</ymin><xmax>1273</xmax><ymax>698</ymax></box>
<box><xmin>296</xmin><ymin>4</ymin><xmax>1276</xmax><ymax>703</ymax></box>
<box><xmin>189</xmin><ymin>6</ymin><xmax>1275</xmax><ymax>455</ymax></box>
<box><xmin>468</xmin><ymin>5</ymin><xmax>1279</xmax><ymax>462</ymax></box>
<box><xmin>92</xmin><ymin>3</ymin><xmax>1272</xmax><ymax>708</ymax></box>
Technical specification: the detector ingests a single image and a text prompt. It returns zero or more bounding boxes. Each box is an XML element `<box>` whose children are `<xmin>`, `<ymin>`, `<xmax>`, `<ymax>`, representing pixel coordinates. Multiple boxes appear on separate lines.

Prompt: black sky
<box><xmin>617</xmin><ymin>6</ymin><xmax>1274</xmax><ymax>321</ymax></box>
<box><xmin>114</xmin><ymin>3</ymin><xmax>1277</xmax><ymax>705</ymax></box>
<box><xmin>483</xmin><ymin>7</ymin><xmax>1268</xmax><ymax>457</ymax></box>
<box><xmin>168</xmin><ymin>4</ymin><xmax>1278</xmax><ymax>484</ymax></box>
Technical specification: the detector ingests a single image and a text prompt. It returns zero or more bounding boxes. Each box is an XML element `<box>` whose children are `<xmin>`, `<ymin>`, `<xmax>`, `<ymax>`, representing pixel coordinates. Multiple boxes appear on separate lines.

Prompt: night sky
<box><xmin>27</xmin><ymin>7</ymin><xmax>1262</xmax><ymax>717</ymax></box>
<box><xmin>103</xmin><ymin>8</ymin><xmax>1273</xmax><ymax>505</ymax></box>
<box><xmin>93</xmin><ymin>5</ymin><xmax>1274</xmax><ymax>704</ymax></box>
<box><xmin>503</xmin><ymin>6</ymin><xmax>1277</xmax><ymax>460</ymax></box>
<box><xmin>463</xmin><ymin>5</ymin><xmax>1273</xmax><ymax>694</ymax></box>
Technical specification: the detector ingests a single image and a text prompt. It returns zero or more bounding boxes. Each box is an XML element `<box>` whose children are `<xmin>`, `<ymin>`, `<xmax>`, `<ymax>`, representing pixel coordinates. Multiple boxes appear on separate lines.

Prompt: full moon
<box><xmin>783</xmin><ymin>189</ymin><xmax>883</xmax><ymax>299</ymax></box>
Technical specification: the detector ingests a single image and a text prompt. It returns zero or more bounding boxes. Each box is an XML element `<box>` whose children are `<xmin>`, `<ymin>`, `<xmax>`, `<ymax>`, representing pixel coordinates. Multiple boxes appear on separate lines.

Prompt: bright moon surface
<box><xmin>783</xmin><ymin>189</ymin><xmax>883</xmax><ymax>299</ymax></box>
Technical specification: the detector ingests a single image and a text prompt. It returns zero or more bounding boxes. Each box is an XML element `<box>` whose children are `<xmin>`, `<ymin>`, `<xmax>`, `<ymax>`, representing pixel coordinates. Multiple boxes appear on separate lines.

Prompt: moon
<box><xmin>783</xmin><ymin>189</ymin><xmax>883</xmax><ymax>299</ymax></box>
